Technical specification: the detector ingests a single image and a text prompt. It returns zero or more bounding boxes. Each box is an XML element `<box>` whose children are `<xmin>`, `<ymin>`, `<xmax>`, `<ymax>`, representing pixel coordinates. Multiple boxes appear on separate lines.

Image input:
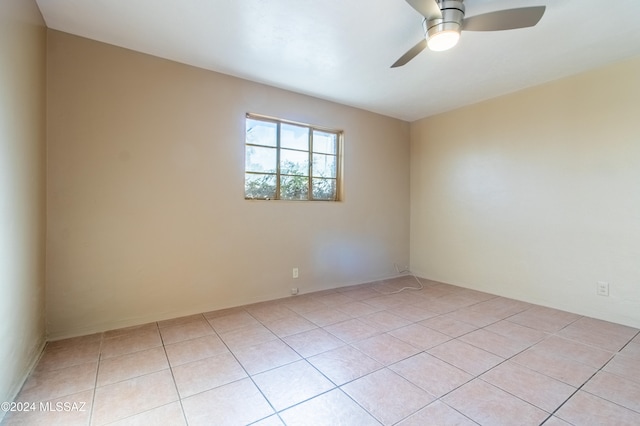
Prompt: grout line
<box><xmin>86</xmin><ymin>333</ymin><xmax>104</xmax><ymax>426</ymax></box>
<box><xmin>217</xmin><ymin>309</ymin><xmax>282</xmax><ymax>420</ymax></box>
<box><xmin>157</xmin><ymin>322</ymin><xmax>190</xmax><ymax>426</ymax></box>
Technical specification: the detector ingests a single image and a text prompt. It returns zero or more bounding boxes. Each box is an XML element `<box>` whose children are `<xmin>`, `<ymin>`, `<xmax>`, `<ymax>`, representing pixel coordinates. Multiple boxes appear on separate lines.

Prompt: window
<box><xmin>244</xmin><ymin>113</ymin><xmax>341</xmax><ymax>201</ymax></box>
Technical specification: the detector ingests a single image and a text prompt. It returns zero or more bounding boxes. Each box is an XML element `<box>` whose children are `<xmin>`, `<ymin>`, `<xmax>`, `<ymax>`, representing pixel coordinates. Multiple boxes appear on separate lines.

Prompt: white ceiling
<box><xmin>36</xmin><ymin>0</ymin><xmax>640</xmax><ymax>122</ymax></box>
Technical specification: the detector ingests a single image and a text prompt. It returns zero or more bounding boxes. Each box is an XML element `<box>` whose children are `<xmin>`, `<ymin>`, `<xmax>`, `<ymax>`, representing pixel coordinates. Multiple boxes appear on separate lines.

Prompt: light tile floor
<box><xmin>3</xmin><ymin>276</ymin><xmax>640</xmax><ymax>425</ymax></box>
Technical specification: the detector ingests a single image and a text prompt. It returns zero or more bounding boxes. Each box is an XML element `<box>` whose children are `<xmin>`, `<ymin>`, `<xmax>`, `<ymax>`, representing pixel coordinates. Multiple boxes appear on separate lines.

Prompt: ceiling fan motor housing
<box><xmin>423</xmin><ymin>0</ymin><xmax>466</xmax><ymax>39</ymax></box>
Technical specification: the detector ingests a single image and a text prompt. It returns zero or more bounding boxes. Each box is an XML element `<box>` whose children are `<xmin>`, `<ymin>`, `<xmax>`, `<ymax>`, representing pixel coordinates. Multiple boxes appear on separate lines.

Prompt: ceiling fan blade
<box><xmin>391</xmin><ymin>39</ymin><xmax>428</xmax><ymax>68</ymax></box>
<box><xmin>405</xmin><ymin>0</ymin><xmax>442</xmax><ymax>20</ymax></box>
<box><xmin>462</xmin><ymin>6</ymin><xmax>545</xmax><ymax>31</ymax></box>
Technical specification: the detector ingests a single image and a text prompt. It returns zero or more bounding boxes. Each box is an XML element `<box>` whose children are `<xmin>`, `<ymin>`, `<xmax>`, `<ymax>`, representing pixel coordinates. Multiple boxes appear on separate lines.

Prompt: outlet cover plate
<box><xmin>597</xmin><ymin>281</ymin><xmax>609</xmax><ymax>296</ymax></box>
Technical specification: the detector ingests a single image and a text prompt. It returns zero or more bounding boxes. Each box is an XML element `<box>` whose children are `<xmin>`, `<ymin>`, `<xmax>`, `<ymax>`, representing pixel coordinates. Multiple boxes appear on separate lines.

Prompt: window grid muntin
<box><xmin>245</xmin><ymin>113</ymin><xmax>340</xmax><ymax>201</ymax></box>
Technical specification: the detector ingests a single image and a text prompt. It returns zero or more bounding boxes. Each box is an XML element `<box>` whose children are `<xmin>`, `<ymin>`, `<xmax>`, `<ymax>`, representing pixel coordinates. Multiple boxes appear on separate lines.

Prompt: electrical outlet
<box><xmin>292</xmin><ymin>267</ymin><xmax>299</xmax><ymax>279</ymax></box>
<box><xmin>291</xmin><ymin>287</ymin><xmax>299</xmax><ymax>295</ymax></box>
<box><xmin>596</xmin><ymin>281</ymin><xmax>609</xmax><ymax>296</ymax></box>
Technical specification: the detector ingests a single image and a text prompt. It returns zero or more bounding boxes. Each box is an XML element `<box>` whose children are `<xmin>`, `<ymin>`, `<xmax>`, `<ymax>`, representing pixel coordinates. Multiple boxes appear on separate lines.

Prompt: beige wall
<box><xmin>46</xmin><ymin>31</ymin><xmax>410</xmax><ymax>339</ymax></box>
<box><xmin>410</xmin><ymin>57</ymin><xmax>640</xmax><ymax>328</ymax></box>
<box><xmin>0</xmin><ymin>0</ymin><xmax>47</xmax><ymax>412</ymax></box>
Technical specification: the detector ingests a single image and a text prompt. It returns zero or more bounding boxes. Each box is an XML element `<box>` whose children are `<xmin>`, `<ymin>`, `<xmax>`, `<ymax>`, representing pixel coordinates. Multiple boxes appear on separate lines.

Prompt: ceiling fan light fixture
<box><xmin>423</xmin><ymin>1</ymin><xmax>465</xmax><ymax>52</ymax></box>
<box><xmin>427</xmin><ymin>30</ymin><xmax>460</xmax><ymax>51</ymax></box>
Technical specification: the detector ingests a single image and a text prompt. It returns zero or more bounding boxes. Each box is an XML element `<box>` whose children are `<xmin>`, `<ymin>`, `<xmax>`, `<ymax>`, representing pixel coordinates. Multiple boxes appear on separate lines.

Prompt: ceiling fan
<box><xmin>391</xmin><ymin>0</ymin><xmax>546</xmax><ymax>67</ymax></box>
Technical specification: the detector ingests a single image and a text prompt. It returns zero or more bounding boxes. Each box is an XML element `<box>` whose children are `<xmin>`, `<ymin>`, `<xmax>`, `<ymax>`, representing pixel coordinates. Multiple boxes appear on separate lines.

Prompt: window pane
<box><xmin>245</xmin><ymin>145</ymin><xmax>277</xmax><ymax>173</ymax></box>
<box><xmin>280</xmin><ymin>149</ymin><xmax>309</xmax><ymax>176</ymax></box>
<box><xmin>280</xmin><ymin>175</ymin><xmax>309</xmax><ymax>200</ymax></box>
<box><xmin>312</xmin><ymin>178</ymin><xmax>336</xmax><ymax>200</ymax></box>
<box><xmin>245</xmin><ymin>173</ymin><xmax>277</xmax><ymax>199</ymax></box>
<box><xmin>246</xmin><ymin>119</ymin><xmax>277</xmax><ymax>147</ymax></box>
<box><xmin>312</xmin><ymin>153</ymin><xmax>336</xmax><ymax>178</ymax></box>
<box><xmin>281</xmin><ymin>123</ymin><xmax>309</xmax><ymax>150</ymax></box>
<box><xmin>313</xmin><ymin>131</ymin><xmax>337</xmax><ymax>154</ymax></box>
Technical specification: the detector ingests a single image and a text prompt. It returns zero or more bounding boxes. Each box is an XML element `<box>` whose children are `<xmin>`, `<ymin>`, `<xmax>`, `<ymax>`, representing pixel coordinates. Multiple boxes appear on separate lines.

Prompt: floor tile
<box><xmin>279</xmin><ymin>389</ymin><xmax>380</xmax><ymax>426</ymax></box>
<box><xmin>454</xmin><ymin>289</ymin><xmax>495</xmax><ymax>303</ymax></box>
<box><xmin>603</xmin><ymin>353</ymin><xmax>640</xmax><ymax>384</ymax></box>
<box><xmin>158</xmin><ymin>318</ymin><xmax>215</xmax><ymax>345</ymax></box>
<box><xmin>338</xmin><ymin>287</ymin><xmax>383</xmax><ymax>301</ymax></box>
<box><xmin>100</xmin><ymin>328</ymin><xmax>162</xmax><ymax>359</ymax></box>
<box><xmin>541</xmin><ymin>416</ymin><xmax>572</xmax><ymax>425</ymax></box>
<box><xmin>419</xmin><ymin>315</ymin><xmax>478</xmax><ymax>337</ymax></box>
<box><xmin>282</xmin><ymin>328</ymin><xmax>344</xmax><ymax>358</ymax></box>
<box><xmin>201</xmin><ymin>306</ymin><xmax>246</xmax><ymax>320</ymax></box>
<box><xmin>443</xmin><ymin>379</ymin><xmax>548</xmax><ymax>426</ymax></box>
<box><xmin>619</xmin><ymin>341</ymin><xmax>640</xmax><ymax>360</ymax></box>
<box><xmin>324</xmin><ymin>318</ymin><xmax>379</xmax><ymax>343</ymax></box>
<box><xmin>484</xmin><ymin>320</ymin><xmax>548</xmax><ymax>345</ymax></box>
<box><xmin>181</xmin><ymin>378</ymin><xmax>274</xmax><ymax>426</ymax></box>
<box><xmin>313</xmin><ymin>292</ymin><xmax>355</xmax><ymax>307</ymax></box>
<box><xmin>35</xmin><ymin>340</ymin><xmax>101</xmax><ymax>373</ymax></box>
<box><xmin>103</xmin><ymin>323</ymin><xmax>157</xmax><ymax>339</ymax></box>
<box><xmin>532</xmin><ymin>335</ymin><xmax>613</xmax><ymax>369</ymax></box>
<box><xmin>283</xmin><ymin>297</ymin><xmax>326</xmax><ymax>315</ymax></box>
<box><xmin>251</xmin><ymin>415</ymin><xmax>285</xmax><ymax>426</ymax></box>
<box><xmin>567</xmin><ymin>317</ymin><xmax>639</xmax><ymax>340</ymax></box>
<box><xmin>512</xmin><ymin>346</ymin><xmax>597</xmax><ymax>387</ymax></box>
<box><xmin>480</xmin><ymin>360</ymin><xmax>576</xmax><ymax>412</ymax></box>
<box><xmin>507</xmin><ymin>306</ymin><xmax>581</xmax><ymax>333</ymax></box>
<box><xmin>218</xmin><ymin>323</ymin><xmax>277</xmax><ymax>350</ymax></box>
<box><xmin>45</xmin><ymin>333</ymin><xmax>102</xmax><ymax>351</ymax></box>
<box><xmin>556</xmin><ymin>318</ymin><xmax>637</xmax><ymax>352</ymax></box>
<box><xmin>205</xmin><ymin>310</ymin><xmax>260</xmax><ymax>333</ymax></box>
<box><xmin>459</xmin><ymin>328</ymin><xmax>531</xmax><ymax>358</ymax></box>
<box><xmin>307</xmin><ymin>345</ymin><xmax>383</xmax><ymax>386</ymax></box>
<box><xmin>91</xmin><ymin>370</ymin><xmax>178</xmax><ymax>425</ymax></box>
<box><xmin>157</xmin><ymin>313</ymin><xmax>204</xmax><ymax>329</ymax></box>
<box><xmin>351</xmin><ymin>333</ymin><xmax>420</xmax><ymax>365</ymax></box>
<box><xmin>364</xmin><ymin>294</ymin><xmax>413</xmax><ymax>310</ymax></box>
<box><xmin>17</xmin><ymin>361</ymin><xmax>97</xmax><ymax>403</ymax></box>
<box><xmin>433</xmin><ymin>295</ymin><xmax>480</xmax><ymax>310</ymax></box>
<box><xmin>467</xmin><ymin>296</ymin><xmax>532</xmax><ymax>318</ymax></box>
<box><xmin>263</xmin><ymin>314</ymin><xmax>317</xmax><ymax>338</ymax></box>
<box><xmin>171</xmin><ymin>352</ymin><xmax>246</xmax><ymax>398</ymax></box>
<box><xmin>164</xmin><ymin>334</ymin><xmax>228</xmax><ymax>367</ymax></box>
<box><xmin>390</xmin><ymin>352</ymin><xmax>473</xmax><ymax>397</ymax></box>
<box><xmin>244</xmin><ymin>302</ymin><xmax>296</xmax><ymax>323</ymax></box>
<box><xmin>444</xmin><ymin>308</ymin><xmax>502</xmax><ymax>328</ymax></box>
<box><xmin>96</xmin><ymin>346</ymin><xmax>168</xmax><ymax>387</ymax></box>
<box><xmin>231</xmin><ymin>338</ymin><xmax>301</xmax><ymax>375</ymax></box>
<box><xmin>359</xmin><ymin>311</ymin><xmax>412</xmax><ymax>333</ymax></box>
<box><xmin>410</xmin><ymin>299</ymin><xmax>458</xmax><ymax>315</ymax></box>
<box><xmin>252</xmin><ymin>360</ymin><xmax>335</xmax><ymax>411</ymax></box>
<box><xmin>582</xmin><ymin>370</ymin><xmax>640</xmax><ymax>412</ymax></box>
<box><xmin>386</xmin><ymin>304</ymin><xmax>439</xmax><ymax>322</ymax></box>
<box><xmin>555</xmin><ymin>390</ymin><xmax>640</xmax><ymax>426</ymax></box>
<box><xmin>388</xmin><ymin>323</ymin><xmax>451</xmax><ymax>350</ymax></box>
<box><xmin>335</xmin><ymin>301</ymin><xmax>383</xmax><ymax>318</ymax></box>
<box><xmin>108</xmin><ymin>401</ymin><xmax>186</xmax><ymax>426</ymax></box>
<box><xmin>396</xmin><ymin>400</ymin><xmax>477</xmax><ymax>426</ymax></box>
<box><xmin>427</xmin><ymin>340</ymin><xmax>503</xmax><ymax>376</ymax></box>
<box><xmin>341</xmin><ymin>368</ymin><xmax>434</xmax><ymax>425</ymax></box>
<box><xmin>299</xmin><ymin>306</ymin><xmax>352</xmax><ymax>327</ymax></box>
